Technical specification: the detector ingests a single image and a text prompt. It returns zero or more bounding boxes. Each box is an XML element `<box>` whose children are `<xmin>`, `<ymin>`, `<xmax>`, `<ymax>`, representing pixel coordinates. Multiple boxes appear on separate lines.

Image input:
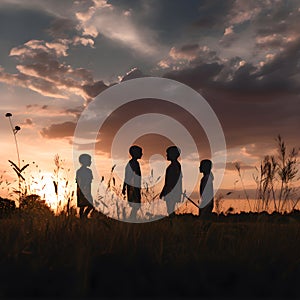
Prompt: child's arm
<box><xmin>159</xmin><ymin>166</ymin><xmax>170</xmax><ymax>198</ymax></box>
<box><xmin>122</xmin><ymin>163</ymin><xmax>129</xmax><ymax>195</ymax></box>
<box><xmin>122</xmin><ymin>181</ymin><xmax>127</xmax><ymax>195</ymax></box>
<box><xmin>200</xmin><ymin>175</ymin><xmax>208</xmax><ymax>196</ymax></box>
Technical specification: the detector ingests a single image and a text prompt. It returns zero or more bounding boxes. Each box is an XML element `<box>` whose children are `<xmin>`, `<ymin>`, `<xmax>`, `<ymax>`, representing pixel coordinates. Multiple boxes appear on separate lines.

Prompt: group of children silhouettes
<box><xmin>76</xmin><ymin>146</ymin><xmax>214</xmax><ymax>220</ymax></box>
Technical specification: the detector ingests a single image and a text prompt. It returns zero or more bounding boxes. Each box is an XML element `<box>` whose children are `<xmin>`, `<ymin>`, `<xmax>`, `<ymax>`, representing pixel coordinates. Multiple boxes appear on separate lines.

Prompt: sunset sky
<box><xmin>1</xmin><ymin>0</ymin><xmax>300</xmax><ymax>210</ymax></box>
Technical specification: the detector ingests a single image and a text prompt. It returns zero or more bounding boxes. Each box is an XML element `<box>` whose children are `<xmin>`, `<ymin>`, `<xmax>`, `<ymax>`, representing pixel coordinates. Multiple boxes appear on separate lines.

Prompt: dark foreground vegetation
<box><xmin>1</xmin><ymin>197</ymin><xmax>300</xmax><ymax>299</ymax></box>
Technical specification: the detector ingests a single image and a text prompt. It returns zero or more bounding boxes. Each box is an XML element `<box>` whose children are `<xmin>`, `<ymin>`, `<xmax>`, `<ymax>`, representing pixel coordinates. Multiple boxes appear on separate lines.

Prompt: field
<box><xmin>1</xmin><ymin>199</ymin><xmax>300</xmax><ymax>299</ymax></box>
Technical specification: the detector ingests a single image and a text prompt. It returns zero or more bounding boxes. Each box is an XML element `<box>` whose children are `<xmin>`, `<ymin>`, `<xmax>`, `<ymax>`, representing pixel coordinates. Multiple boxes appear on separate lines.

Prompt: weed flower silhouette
<box><xmin>5</xmin><ymin>112</ymin><xmax>29</xmax><ymax>202</ymax></box>
<box><xmin>5</xmin><ymin>112</ymin><xmax>21</xmax><ymax>167</ymax></box>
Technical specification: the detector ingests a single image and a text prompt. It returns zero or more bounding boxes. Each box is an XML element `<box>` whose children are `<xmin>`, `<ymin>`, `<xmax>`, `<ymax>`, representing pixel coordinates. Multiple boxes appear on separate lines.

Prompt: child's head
<box><xmin>79</xmin><ymin>154</ymin><xmax>92</xmax><ymax>167</ymax></box>
<box><xmin>129</xmin><ymin>145</ymin><xmax>143</xmax><ymax>159</ymax></box>
<box><xmin>166</xmin><ymin>146</ymin><xmax>181</xmax><ymax>161</ymax></box>
<box><xmin>199</xmin><ymin>159</ymin><xmax>212</xmax><ymax>174</ymax></box>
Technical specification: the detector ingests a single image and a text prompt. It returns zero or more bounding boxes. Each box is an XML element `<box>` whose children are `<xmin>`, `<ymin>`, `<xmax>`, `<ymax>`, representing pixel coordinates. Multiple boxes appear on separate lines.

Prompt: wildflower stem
<box><xmin>8</xmin><ymin>116</ymin><xmax>21</xmax><ymax>168</ymax></box>
<box><xmin>6</xmin><ymin>114</ymin><xmax>22</xmax><ymax>203</ymax></box>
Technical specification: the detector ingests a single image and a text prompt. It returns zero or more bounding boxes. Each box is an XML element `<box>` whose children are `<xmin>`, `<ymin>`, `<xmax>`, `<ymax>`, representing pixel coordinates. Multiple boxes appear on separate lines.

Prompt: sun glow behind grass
<box><xmin>29</xmin><ymin>171</ymin><xmax>76</xmax><ymax>212</ymax></box>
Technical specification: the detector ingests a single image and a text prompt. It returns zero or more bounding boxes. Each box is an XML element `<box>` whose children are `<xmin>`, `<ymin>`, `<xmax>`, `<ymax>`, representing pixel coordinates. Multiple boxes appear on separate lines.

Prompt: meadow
<box><xmin>2</xmin><ymin>115</ymin><xmax>300</xmax><ymax>298</ymax></box>
<box><xmin>1</xmin><ymin>199</ymin><xmax>300</xmax><ymax>299</ymax></box>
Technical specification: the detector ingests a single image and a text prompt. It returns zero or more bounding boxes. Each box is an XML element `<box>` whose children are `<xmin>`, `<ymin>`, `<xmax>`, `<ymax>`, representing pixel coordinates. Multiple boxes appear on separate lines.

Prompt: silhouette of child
<box><xmin>76</xmin><ymin>154</ymin><xmax>94</xmax><ymax>219</ymax></box>
<box><xmin>122</xmin><ymin>145</ymin><xmax>143</xmax><ymax>220</ymax></box>
<box><xmin>199</xmin><ymin>159</ymin><xmax>214</xmax><ymax>219</ymax></box>
<box><xmin>160</xmin><ymin>146</ymin><xmax>183</xmax><ymax>217</ymax></box>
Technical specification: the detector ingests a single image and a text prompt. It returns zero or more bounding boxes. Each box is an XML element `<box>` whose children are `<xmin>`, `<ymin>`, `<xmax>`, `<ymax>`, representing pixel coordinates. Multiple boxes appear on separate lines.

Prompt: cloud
<box><xmin>73</xmin><ymin>36</ymin><xmax>95</xmax><ymax>47</ymax></box>
<box><xmin>26</xmin><ymin>104</ymin><xmax>48</xmax><ymax>110</ymax></box>
<box><xmin>205</xmin><ymin>0</ymin><xmax>300</xmax><ymax>66</ymax></box>
<box><xmin>0</xmin><ymin>38</ymin><xmax>104</xmax><ymax>101</ymax></box>
<box><xmin>82</xmin><ymin>80</ymin><xmax>108</xmax><ymax>98</ymax></box>
<box><xmin>162</xmin><ymin>31</ymin><xmax>300</xmax><ymax>95</ymax></box>
<box><xmin>219</xmin><ymin>26</ymin><xmax>238</xmax><ymax>47</ymax></box>
<box><xmin>120</xmin><ymin>68</ymin><xmax>148</xmax><ymax>82</ymax></box>
<box><xmin>40</xmin><ymin>121</ymin><xmax>76</xmax><ymax>139</ymax></box>
<box><xmin>63</xmin><ymin>106</ymin><xmax>85</xmax><ymax>118</ymax></box>
<box><xmin>256</xmin><ymin>33</ymin><xmax>299</xmax><ymax>50</ymax></box>
<box><xmin>202</xmin><ymin>87</ymin><xmax>300</xmax><ymax>157</ymax></box>
<box><xmin>254</xmin><ymin>0</ymin><xmax>300</xmax><ymax>38</ymax></box>
<box><xmin>169</xmin><ymin>44</ymin><xmax>200</xmax><ymax>61</ymax></box>
<box><xmin>25</xmin><ymin>103</ymin><xmax>84</xmax><ymax>118</ymax></box>
<box><xmin>224</xmin><ymin>1</ymin><xmax>300</xmax><ymax>57</ymax></box>
<box><xmin>171</xmin><ymin>45</ymin><xmax>218</xmax><ymax>63</ymax></box>
<box><xmin>20</xmin><ymin>118</ymin><xmax>34</xmax><ymax>128</ymax></box>
<box><xmin>69</xmin><ymin>96</ymin><xmax>210</xmax><ymax>160</ymax></box>
<box><xmin>225</xmin><ymin>161</ymin><xmax>254</xmax><ymax>172</ymax></box>
<box><xmin>157</xmin><ymin>44</ymin><xmax>220</xmax><ymax>73</ymax></box>
<box><xmin>45</xmin><ymin>41</ymin><xmax>70</xmax><ymax>57</ymax></box>
<box><xmin>2</xmin><ymin>0</ymin><xmax>300</xmax><ymax>171</ymax></box>
<box><xmin>225</xmin><ymin>1</ymin><xmax>265</xmax><ymax>26</ymax></box>
<box><xmin>75</xmin><ymin>0</ymin><xmax>160</xmax><ymax>56</ymax></box>
<box><xmin>157</xmin><ymin>60</ymin><xmax>170</xmax><ymax>69</ymax></box>
<box><xmin>46</xmin><ymin>18</ymin><xmax>78</xmax><ymax>39</ymax></box>
<box><xmin>159</xmin><ymin>29</ymin><xmax>300</xmax><ymax>161</ymax></box>
<box><xmin>163</xmin><ymin>62</ymin><xmax>223</xmax><ymax>90</ymax></box>
<box><xmin>247</xmin><ymin>38</ymin><xmax>300</xmax><ymax>93</ymax></box>
<box><xmin>0</xmin><ymin>2</ymin><xmax>107</xmax><ymax>102</ymax></box>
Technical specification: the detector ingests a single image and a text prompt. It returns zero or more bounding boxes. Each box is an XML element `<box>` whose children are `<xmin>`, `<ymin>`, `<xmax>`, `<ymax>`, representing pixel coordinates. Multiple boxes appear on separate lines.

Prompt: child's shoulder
<box><xmin>77</xmin><ymin>166</ymin><xmax>92</xmax><ymax>174</ymax></box>
<box><xmin>173</xmin><ymin>160</ymin><xmax>181</xmax><ymax>167</ymax></box>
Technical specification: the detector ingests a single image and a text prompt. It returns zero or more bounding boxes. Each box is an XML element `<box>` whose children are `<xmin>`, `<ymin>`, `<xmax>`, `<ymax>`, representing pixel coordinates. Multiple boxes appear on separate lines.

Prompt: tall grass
<box><xmin>235</xmin><ymin>161</ymin><xmax>252</xmax><ymax>211</ymax></box>
<box><xmin>236</xmin><ymin>135</ymin><xmax>299</xmax><ymax>214</ymax></box>
<box><xmin>1</xmin><ymin>205</ymin><xmax>300</xmax><ymax>297</ymax></box>
<box><xmin>51</xmin><ymin>154</ymin><xmax>75</xmax><ymax>214</ymax></box>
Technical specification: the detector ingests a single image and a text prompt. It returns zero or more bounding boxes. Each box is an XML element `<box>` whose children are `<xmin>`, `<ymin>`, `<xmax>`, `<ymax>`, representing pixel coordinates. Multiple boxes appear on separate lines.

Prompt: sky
<box><xmin>1</xmin><ymin>0</ymin><xmax>300</xmax><ymax>211</ymax></box>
